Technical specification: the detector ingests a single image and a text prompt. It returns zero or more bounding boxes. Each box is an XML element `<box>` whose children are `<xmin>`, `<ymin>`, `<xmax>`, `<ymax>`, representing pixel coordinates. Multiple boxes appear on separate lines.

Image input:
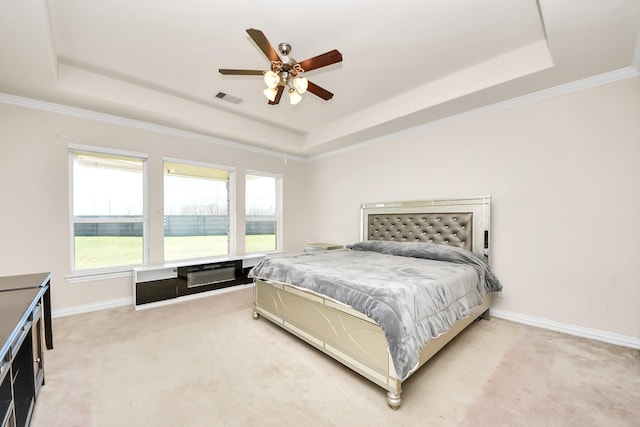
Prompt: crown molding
<box><xmin>309</xmin><ymin>66</ymin><xmax>640</xmax><ymax>161</ymax></box>
<box><xmin>0</xmin><ymin>92</ymin><xmax>305</xmax><ymax>162</ymax></box>
<box><xmin>2</xmin><ymin>66</ymin><xmax>638</xmax><ymax>163</ymax></box>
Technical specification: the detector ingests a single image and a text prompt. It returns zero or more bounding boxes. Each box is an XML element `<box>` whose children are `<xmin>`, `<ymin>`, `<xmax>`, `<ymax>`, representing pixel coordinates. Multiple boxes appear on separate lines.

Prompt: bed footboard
<box><xmin>253</xmin><ymin>280</ymin><xmax>402</xmax><ymax>400</ymax></box>
<box><xmin>252</xmin><ymin>279</ymin><xmax>491</xmax><ymax>409</ymax></box>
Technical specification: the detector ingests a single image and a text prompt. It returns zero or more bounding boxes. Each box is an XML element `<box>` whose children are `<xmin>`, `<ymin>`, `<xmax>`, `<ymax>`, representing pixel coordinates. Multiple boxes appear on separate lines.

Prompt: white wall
<box><xmin>0</xmin><ymin>102</ymin><xmax>310</xmax><ymax>311</ymax></box>
<box><xmin>1</xmin><ymin>75</ymin><xmax>638</xmax><ymax>343</ymax></box>
<box><xmin>304</xmin><ymin>76</ymin><xmax>640</xmax><ymax>340</ymax></box>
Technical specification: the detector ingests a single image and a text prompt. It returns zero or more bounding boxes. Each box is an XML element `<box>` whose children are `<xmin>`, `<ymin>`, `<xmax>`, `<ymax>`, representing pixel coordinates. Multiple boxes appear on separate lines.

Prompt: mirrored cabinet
<box><xmin>1</xmin><ymin>273</ymin><xmax>52</xmax><ymax>427</ymax></box>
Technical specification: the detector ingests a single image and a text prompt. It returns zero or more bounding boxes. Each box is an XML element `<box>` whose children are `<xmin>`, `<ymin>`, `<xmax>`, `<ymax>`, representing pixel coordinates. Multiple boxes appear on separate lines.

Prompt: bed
<box><xmin>249</xmin><ymin>196</ymin><xmax>501</xmax><ymax>409</ymax></box>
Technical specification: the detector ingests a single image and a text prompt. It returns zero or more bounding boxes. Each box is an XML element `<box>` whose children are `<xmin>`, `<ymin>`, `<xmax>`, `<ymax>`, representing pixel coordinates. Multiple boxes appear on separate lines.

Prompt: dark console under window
<box><xmin>177</xmin><ymin>260</ymin><xmax>245</xmax><ymax>296</ymax></box>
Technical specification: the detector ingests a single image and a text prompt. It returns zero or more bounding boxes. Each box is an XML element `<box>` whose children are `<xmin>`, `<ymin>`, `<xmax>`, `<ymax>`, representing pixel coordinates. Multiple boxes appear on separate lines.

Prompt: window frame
<box><xmin>245</xmin><ymin>169</ymin><xmax>282</xmax><ymax>254</ymax></box>
<box><xmin>163</xmin><ymin>156</ymin><xmax>236</xmax><ymax>262</ymax></box>
<box><xmin>68</xmin><ymin>144</ymin><xmax>149</xmax><ymax>279</ymax></box>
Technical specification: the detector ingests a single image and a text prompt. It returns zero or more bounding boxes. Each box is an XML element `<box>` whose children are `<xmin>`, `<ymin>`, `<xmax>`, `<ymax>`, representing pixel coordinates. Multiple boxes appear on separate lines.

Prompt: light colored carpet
<box><xmin>30</xmin><ymin>287</ymin><xmax>640</xmax><ymax>426</ymax></box>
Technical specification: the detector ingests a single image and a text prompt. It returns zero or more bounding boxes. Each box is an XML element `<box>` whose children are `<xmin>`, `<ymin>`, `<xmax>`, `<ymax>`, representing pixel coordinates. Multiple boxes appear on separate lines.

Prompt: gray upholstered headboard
<box><xmin>367</xmin><ymin>212</ymin><xmax>473</xmax><ymax>250</ymax></box>
<box><xmin>360</xmin><ymin>196</ymin><xmax>491</xmax><ymax>258</ymax></box>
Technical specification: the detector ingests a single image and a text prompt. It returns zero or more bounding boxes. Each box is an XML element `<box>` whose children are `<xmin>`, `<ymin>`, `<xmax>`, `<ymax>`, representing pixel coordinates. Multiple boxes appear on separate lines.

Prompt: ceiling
<box><xmin>1</xmin><ymin>1</ymin><xmax>639</xmax><ymax>158</ymax></box>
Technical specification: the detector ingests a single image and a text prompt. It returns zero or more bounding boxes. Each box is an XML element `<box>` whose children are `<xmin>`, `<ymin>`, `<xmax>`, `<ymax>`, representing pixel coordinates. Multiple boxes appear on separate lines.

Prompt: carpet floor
<box><xmin>30</xmin><ymin>287</ymin><xmax>640</xmax><ymax>426</ymax></box>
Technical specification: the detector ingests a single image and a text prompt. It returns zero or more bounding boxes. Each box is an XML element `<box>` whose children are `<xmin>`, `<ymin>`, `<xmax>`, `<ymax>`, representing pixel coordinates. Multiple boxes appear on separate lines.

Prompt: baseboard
<box><xmin>491</xmin><ymin>309</ymin><xmax>640</xmax><ymax>350</ymax></box>
<box><xmin>52</xmin><ymin>297</ymin><xmax>132</xmax><ymax>318</ymax></box>
<box><xmin>51</xmin><ymin>283</ymin><xmax>254</xmax><ymax>318</ymax></box>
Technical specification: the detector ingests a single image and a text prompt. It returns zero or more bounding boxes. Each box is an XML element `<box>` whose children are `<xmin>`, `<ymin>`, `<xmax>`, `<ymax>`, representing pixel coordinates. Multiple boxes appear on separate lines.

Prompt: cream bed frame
<box><xmin>252</xmin><ymin>196</ymin><xmax>493</xmax><ymax>409</ymax></box>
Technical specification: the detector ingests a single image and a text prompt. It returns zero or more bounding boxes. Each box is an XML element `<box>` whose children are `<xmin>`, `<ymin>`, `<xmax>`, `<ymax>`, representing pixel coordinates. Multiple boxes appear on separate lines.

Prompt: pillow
<box><xmin>347</xmin><ymin>240</ymin><xmax>471</xmax><ymax>262</ymax></box>
<box><xmin>347</xmin><ymin>240</ymin><xmax>502</xmax><ymax>292</ymax></box>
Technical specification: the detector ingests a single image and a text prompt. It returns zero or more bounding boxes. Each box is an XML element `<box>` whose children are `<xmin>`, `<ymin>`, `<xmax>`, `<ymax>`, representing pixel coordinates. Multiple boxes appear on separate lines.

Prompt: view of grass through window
<box><xmin>164</xmin><ymin>161</ymin><xmax>231</xmax><ymax>261</ymax></box>
<box><xmin>74</xmin><ymin>236</ymin><xmax>143</xmax><ymax>270</ymax></box>
<box><xmin>72</xmin><ymin>151</ymin><xmax>144</xmax><ymax>271</ymax></box>
<box><xmin>74</xmin><ymin>235</ymin><xmax>275</xmax><ymax>269</ymax></box>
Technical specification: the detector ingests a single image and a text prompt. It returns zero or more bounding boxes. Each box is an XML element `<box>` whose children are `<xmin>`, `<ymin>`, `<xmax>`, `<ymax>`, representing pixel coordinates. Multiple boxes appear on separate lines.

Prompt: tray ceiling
<box><xmin>1</xmin><ymin>0</ymin><xmax>638</xmax><ymax>157</ymax></box>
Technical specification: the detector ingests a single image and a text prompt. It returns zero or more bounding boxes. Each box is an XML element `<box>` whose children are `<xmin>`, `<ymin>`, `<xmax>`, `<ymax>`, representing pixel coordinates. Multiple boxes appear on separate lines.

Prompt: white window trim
<box><xmin>163</xmin><ymin>156</ymin><xmax>236</xmax><ymax>173</ymax></box>
<box><xmin>68</xmin><ymin>144</ymin><xmax>149</xmax><ymax>281</ymax></box>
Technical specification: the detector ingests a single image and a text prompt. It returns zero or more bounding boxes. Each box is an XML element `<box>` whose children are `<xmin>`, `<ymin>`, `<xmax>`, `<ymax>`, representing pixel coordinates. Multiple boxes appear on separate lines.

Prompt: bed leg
<box><xmin>480</xmin><ymin>308</ymin><xmax>491</xmax><ymax>321</ymax></box>
<box><xmin>252</xmin><ymin>311</ymin><xmax>260</xmax><ymax>320</ymax></box>
<box><xmin>386</xmin><ymin>392</ymin><xmax>401</xmax><ymax>410</ymax></box>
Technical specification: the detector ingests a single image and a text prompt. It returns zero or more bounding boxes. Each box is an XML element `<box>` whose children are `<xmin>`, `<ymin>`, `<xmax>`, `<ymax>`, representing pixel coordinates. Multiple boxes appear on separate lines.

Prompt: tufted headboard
<box><xmin>360</xmin><ymin>196</ymin><xmax>491</xmax><ymax>258</ymax></box>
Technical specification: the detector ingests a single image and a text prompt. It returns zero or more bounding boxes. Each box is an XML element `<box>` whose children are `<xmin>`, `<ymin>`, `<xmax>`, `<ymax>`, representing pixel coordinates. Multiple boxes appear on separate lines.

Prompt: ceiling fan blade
<box><xmin>219</xmin><ymin>69</ymin><xmax>264</xmax><ymax>76</ymax></box>
<box><xmin>246</xmin><ymin>28</ymin><xmax>281</xmax><ymax>63</ymax></box>
<box><xmin>268</xmin><ymin>86</ymin><xmax>285</xmax><ymax>105</ymax></box>
<box><xmin>306</xmin><ymin>81</ymin><xmax>334</xmax><ymax>100</ymax></box>
<box><xmin>298</xmin><ymin>50</ymin><xmax>343</xmax><ymax>73</ymax></box>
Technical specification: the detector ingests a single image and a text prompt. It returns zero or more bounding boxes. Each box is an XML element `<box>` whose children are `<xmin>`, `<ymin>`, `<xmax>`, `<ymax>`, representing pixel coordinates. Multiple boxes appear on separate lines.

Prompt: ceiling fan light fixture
<box><xmin>288</xmin><ymin>87</ymin><xmax>302</xmax><ymax>105</ymax></box>
<box><xmin>263</xmin><ymin>87</ymin><xmax>278</xmax><ymax>102</ymax></box>
<box><xmin>220</xmin><ymin>29</ymin><xmax>342</xmax><ymax>105</ymax></box>
<box><xmin>293</xmin><ymin>77</ymin><xmax>308</xmax><ymax>94</ymax></box>
<box><xmin>264</xmin><ymin>71</ymin><xmax>280</xmax><ymax>88</ymax></box>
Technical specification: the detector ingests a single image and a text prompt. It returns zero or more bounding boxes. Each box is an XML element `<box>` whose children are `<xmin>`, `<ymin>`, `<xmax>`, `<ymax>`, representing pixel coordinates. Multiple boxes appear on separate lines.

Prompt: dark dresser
<box><xmin>1</xmin><ymin>273</ymin><xmax>53</xmax><ymax>427</ymax></box>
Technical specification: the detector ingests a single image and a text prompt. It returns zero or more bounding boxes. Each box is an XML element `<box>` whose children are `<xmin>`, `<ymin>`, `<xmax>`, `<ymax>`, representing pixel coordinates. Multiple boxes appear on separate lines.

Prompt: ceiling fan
<box><xmin>219</xmin><ymin>28</ymin><xmax>343</xmax><ymax>105</ymax></box>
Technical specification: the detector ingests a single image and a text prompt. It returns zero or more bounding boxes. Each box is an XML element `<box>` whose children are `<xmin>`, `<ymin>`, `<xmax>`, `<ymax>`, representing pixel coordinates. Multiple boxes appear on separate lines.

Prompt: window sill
<box><xmin>65</xmin><ymin>252</ymin><xmax>274</xmax><ymax>284</ymax></box>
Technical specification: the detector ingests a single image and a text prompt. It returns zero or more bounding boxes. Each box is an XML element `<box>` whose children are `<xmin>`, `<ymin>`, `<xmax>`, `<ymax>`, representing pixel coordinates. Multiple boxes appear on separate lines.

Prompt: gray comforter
<box><xmin>248</xmin><ymin>240</ymin><xmax>502</xmax><ymax>380</ymax></box>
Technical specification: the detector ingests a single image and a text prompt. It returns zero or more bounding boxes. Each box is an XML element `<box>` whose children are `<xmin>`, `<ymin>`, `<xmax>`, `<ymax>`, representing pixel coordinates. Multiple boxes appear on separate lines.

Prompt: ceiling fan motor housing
<box><xmin>272</xmin><ymin>50</ymin><xmax>303</xmax><ymax>87</ymax></box>
<box><xmin>278</xmin><ymin>42</ymin><xmax>292</xmax><ymax>56</ymax></box>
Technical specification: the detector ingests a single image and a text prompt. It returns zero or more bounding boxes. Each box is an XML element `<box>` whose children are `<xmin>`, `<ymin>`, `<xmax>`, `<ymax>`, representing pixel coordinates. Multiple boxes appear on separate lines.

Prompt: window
<box><xmin>245</xmin><ymin>172</ymin><xmax>281</xmax><ymax>253</ymax></box>
<box><xmin>70</xmin><ymin>149</ymin><xmax>146</xmax><ymax>271</ymax></box>
<box><xmin>164</xmin><ymin>160</ymin><xmax>233</xmax><ymax>261</ymax></box>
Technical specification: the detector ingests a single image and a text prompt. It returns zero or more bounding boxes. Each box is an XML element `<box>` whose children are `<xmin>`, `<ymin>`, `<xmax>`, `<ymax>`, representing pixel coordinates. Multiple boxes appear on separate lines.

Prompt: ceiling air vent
<box><xmin>214</xmin><ymin>92</ymin><xmax>242</xmax><ymax>104</ymax></box>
